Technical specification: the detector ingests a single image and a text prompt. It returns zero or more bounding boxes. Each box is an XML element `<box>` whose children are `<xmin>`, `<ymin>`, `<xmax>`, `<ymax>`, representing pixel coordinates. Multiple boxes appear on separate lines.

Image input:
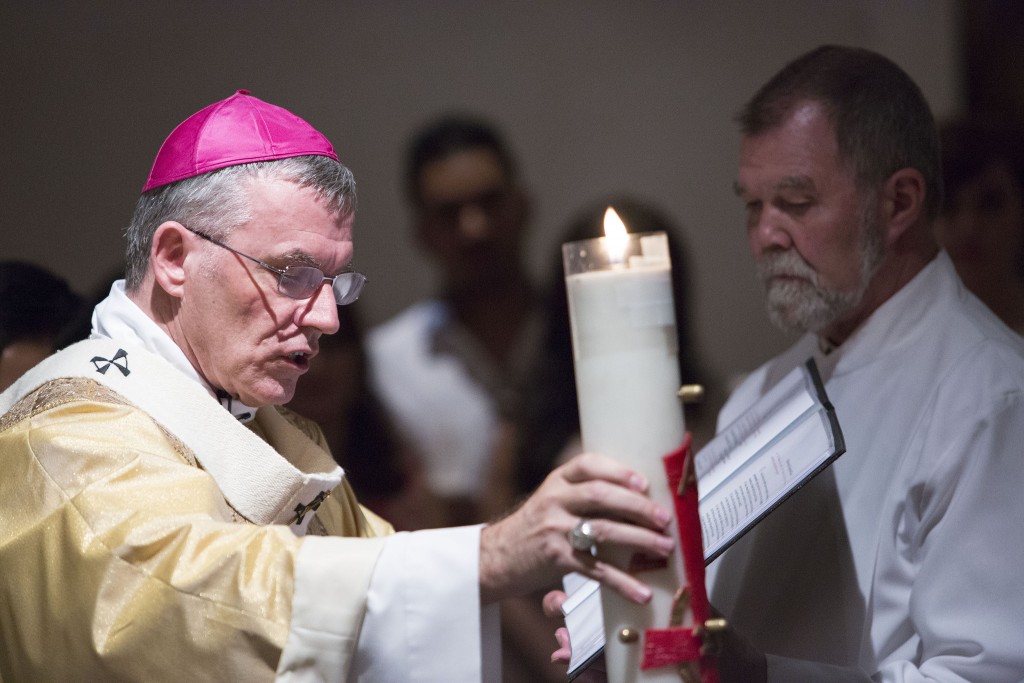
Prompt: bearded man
<box><xmin>702</xmin><ymin>45</ymin><xmax>1024</xmax><ymax>681</ymax></box>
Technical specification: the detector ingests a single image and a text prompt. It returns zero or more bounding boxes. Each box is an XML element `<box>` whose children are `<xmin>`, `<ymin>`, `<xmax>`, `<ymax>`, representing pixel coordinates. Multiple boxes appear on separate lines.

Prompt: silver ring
<box><xmin>567</xmin><ymin>519</ymin><xmax>597</xmax><ymax>553</ymax></box>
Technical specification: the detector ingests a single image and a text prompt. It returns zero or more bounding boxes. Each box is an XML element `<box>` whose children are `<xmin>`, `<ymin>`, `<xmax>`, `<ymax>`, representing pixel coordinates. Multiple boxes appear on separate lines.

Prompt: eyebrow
<box><xmin>776</xmin><ymin>175</ymin><xmax>817</xmax><ymax>193</ymax></box>
<box><xmin>274</xmin><ymin>249</ymin><xmax>323</xmax><ymax>270</ymax></box>
<box><xmin>733</xmin><ymin>175</ymin><xmax>817</xmax><ymax>197</ymax></box>
<box><xmin>279</xmin><ymin>249</ymin><xmax>358</xmax><ymax>278</ymax></box>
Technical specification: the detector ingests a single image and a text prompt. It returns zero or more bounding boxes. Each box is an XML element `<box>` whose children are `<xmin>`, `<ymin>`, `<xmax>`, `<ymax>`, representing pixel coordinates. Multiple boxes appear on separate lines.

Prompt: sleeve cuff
<box><xmin>276</xmin><ymin>534</ymin><xmax>386</xmax><ymax>682</ymax></box>
<box><xmin>352</xmin><ymin>524</ymin><xmax>491</xmax><ymax>682</ymax></box>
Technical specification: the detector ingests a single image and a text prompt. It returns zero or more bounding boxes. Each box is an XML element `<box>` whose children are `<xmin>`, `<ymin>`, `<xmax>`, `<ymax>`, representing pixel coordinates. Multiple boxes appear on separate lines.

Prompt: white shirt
<box><xmin>92</xmin><ymin>282</ymin><xmax>498</xmax><ymax>683</ymax></box>
<box><xmin>707</xmin><ymin>252</ymin><xmax>1024</xmax><ymax>682</ymax></box>
<box><xmin>366</xmin><ymin>301</ymin><xmax>501</xmax><ymax>499</ymax></box>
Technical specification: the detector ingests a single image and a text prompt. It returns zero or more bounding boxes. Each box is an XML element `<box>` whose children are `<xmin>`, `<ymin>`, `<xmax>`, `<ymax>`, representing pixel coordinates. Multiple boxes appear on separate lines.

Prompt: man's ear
<box><xmin>150</xmin><ymin>221</ymin><xmax>190</xmax><ymax>298</ymax></box>
<box><xmin>881</xmin><ymin>167</ymin><xmax>926</xmax><ymax>245</ymax></box>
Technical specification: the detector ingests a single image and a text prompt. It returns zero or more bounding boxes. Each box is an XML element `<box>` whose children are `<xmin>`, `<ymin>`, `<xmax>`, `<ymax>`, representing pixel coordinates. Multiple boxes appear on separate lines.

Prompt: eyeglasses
<box><xmin>184</xmin><ymin>226</ymin><xmax>366</xmax><ymax>305</ymax></box>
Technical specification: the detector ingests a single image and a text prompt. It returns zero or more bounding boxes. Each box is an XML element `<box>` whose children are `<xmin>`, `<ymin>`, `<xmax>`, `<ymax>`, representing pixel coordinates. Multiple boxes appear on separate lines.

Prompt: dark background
<box><xmin>3</xmin><ymin>0</ymin><xmax>1017</xmax><ymax>382</ymax></box>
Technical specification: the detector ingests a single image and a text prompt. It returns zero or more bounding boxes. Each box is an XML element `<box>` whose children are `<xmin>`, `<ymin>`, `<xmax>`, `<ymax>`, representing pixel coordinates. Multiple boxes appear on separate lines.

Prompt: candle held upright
<box><xmin>562</xmin><ymin>209</ymin><xmax>688</xmax><ymax>683</ymax></box>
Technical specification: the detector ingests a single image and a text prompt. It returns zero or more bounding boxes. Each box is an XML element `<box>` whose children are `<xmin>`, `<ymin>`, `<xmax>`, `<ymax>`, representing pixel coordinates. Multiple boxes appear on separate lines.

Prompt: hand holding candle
<box><xmin>562</xmin><ymin>208</ymin><xmax>689</xmax><ymax>683</ymax></box>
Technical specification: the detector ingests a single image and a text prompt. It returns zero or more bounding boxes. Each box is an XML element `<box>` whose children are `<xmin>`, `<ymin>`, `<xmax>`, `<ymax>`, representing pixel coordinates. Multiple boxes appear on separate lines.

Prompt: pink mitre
<box><xmin>141</xmin><ymin>89</ymin><xmax>338</xmax><ymax>193</ymax></box>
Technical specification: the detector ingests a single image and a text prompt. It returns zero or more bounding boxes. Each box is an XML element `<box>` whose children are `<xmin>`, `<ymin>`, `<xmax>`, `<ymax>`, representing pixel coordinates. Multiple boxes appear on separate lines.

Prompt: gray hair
<box><xmin>737</xmin><ymin>45</ymin><xmax>943</xmax><ymax>222</ymax></box>
<box><xmin>124</xmin><ymin>155</ymin><xmax>357</xmax><ymax>291</ymax></box>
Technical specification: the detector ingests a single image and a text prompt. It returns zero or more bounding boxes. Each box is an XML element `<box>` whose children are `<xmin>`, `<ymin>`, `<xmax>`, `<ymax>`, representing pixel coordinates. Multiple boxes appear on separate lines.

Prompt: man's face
<box><xmin>735</xmin><ymin>102</ymin><xmax>884</xmax><ymax>336</ymax></box>
<box><xmin>415</xmin><ymin>147</ymin><xmax>527</xmax><ymax>292</ymax></box>
<box><xmin>0</xmin><ymin>338</ymin><xmax>53</xmax><ymax>392</ymax></box>
<box><xmin>174</xmin><ymin>177</ymin><xmax>353</xmax><ymax>407</ymax></box>
<box><xmin>936</xmin><ymin>161</ymin><xmax>1024</xmax><ymax>291</ymax></box>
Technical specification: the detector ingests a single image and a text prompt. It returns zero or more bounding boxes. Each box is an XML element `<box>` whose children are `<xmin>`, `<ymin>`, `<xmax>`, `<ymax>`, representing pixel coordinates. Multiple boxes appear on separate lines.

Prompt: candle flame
<box><xmin>603</xmin><ymin>207</ymin><xmax>629</xmax><ymax>264</ymax></box>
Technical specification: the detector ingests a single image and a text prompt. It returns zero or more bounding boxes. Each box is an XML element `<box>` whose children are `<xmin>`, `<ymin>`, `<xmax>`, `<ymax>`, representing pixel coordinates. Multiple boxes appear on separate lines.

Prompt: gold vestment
<box><xmin>0</xmin><ymin>361</ymin><xmax>392</xmax><ymax>681</ymax></box>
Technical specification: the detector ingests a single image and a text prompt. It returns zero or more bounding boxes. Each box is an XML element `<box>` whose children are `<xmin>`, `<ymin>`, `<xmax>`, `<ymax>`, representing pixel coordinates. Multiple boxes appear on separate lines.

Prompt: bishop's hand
<box><xmin>478</xmin><ymin>451</ymin><xmax>675</xmax><ymax>605</ymax></box>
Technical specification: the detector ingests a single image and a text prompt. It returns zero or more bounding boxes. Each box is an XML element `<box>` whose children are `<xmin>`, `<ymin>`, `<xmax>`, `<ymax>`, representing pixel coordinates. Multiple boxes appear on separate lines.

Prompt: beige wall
<box><xmin>1</xmin><ymin>0</ymin><xmax>961</xmax><ymax>381</ymax></box>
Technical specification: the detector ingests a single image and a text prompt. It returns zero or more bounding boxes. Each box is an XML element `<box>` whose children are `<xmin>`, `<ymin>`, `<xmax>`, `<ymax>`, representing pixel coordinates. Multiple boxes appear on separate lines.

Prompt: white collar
<box><xmin>811</xmin><ymin>252</ymin><xmax>954</xmax><ymax>380</ymax></box>
<box><xmin>91</xmin><ymin>280</ymin><xmax>259</xmax><ymax>422</ymax></box>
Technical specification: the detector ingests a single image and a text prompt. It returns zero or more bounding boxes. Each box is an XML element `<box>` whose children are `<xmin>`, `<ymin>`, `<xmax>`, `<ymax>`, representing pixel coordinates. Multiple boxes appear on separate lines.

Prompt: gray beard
<box><xmin>757</xmin><ymin>207</ymin><xmax>884</xmax><ymax>335</ymax></box>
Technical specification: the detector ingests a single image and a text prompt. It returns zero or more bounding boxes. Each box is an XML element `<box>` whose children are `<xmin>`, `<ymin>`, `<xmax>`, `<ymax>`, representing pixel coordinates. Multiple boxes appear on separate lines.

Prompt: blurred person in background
<box><xmin>367</xmin><ymin>114</ymin><xmax>541</xmax><ymax>527</ymax></box>
<box><xmin>936</xmin><ymin>115</ymin><xmax>1024</xmax><ymax>334</ymax></box>
<box><xmin>0</xmin><ymin>260</ymin><xmax>86</xmax><ymax>391</ymax></box>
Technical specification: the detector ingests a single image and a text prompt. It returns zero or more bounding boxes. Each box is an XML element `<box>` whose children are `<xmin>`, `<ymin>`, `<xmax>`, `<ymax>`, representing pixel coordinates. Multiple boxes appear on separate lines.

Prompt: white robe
<box><xmin>707</xmin><ymin>252</ymin><xmax>1024</xmax><ymax>682</ymax></box>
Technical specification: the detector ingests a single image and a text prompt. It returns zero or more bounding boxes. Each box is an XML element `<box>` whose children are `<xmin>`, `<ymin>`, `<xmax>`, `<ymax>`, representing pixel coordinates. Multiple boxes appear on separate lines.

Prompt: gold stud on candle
<box><xmin>618</xmin><ymin>628</ymin><xmax>639</xmax><ymax>643</ymax></box>
<box><xmin>703</xmin><ymin>618</ymin><xmax>728</xmax><ymax>634</ymax></box>
<box><xmin>677</xmin><ymin>384</ymin><xmax>705</xmax><ymax>404</ymax></box>
<box><xmin>679</xmin><ymin>663</ymin><xmax>701</xmax><ymax>683</ymax></box>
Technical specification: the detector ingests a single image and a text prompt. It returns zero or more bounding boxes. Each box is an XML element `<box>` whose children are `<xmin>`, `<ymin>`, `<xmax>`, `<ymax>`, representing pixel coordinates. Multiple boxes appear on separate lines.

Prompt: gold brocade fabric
<box><xmin>0</xmin><ymin>378</ymin><xmax>390</xmax><ymax>682</ymax></box>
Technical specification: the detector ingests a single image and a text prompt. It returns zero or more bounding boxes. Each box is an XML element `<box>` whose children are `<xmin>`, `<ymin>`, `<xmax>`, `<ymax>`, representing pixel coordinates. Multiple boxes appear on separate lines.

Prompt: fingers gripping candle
<box><xmin>563</xmin><ymin>208</ymin><xmax>688</xmax><ymax>683</ymax></box>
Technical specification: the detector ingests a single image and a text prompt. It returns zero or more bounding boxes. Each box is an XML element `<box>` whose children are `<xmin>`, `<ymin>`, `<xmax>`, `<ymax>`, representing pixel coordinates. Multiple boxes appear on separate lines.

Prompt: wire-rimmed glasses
<box><xmin>184</xmin><ymin>226</ymin><xmax>366</xmax><ymax>305</ymax></box>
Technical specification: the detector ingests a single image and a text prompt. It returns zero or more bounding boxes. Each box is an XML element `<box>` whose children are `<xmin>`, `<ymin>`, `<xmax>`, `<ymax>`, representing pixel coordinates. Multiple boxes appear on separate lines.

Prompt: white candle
<box><xmin>563</xmin><ymin>210</ymin><xmax>688</xmax><ymax>683</ymax></box>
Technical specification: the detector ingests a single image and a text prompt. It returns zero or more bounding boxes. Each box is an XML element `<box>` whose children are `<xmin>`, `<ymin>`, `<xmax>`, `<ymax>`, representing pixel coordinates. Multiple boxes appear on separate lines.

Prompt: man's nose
<box><xmin>297</xmin><ymin>283</ymin><xmax>340</xmax><ymax>335</ymax></box>
<box><xmin>749</xmin><ymin>209</ymin><xmax>794</xmax><ymax>254</ymax></box>
<box><xmin>457</xmin><ymin>204</ymin><xmax>490</xmax><ymax>241</ymax></box>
